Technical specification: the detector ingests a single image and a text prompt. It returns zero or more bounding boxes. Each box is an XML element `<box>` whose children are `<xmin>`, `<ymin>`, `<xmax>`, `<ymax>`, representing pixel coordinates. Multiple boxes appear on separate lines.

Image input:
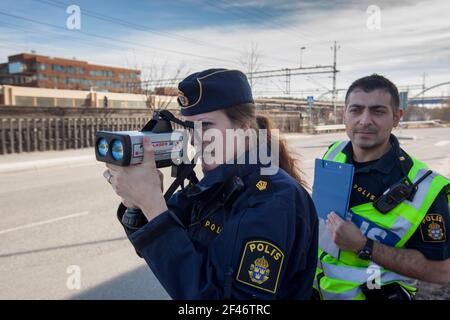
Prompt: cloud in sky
<box><xmin>0</xmin><ymin>0</ymin><xmax>449</xmax><ymax>98</ymax></box>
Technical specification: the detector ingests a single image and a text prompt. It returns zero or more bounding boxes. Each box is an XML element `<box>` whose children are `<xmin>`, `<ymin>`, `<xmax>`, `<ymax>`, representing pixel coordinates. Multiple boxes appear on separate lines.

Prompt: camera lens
<box><xmin>111</xmin><ymin>139</ymin><xmax>124</xmax><ymax>161</ymax></box>
<box><xmin>97</xmin><ymin>138</ymin><xmax>108</xmax><ymax>157</ymax></box>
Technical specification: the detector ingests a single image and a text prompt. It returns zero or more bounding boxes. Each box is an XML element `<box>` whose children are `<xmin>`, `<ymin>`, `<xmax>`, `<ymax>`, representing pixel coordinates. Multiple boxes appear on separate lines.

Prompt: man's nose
<box><xmin>358</xmin><ymin>109</ymin><xmax>374</xmax><ymax>126</ymax></box>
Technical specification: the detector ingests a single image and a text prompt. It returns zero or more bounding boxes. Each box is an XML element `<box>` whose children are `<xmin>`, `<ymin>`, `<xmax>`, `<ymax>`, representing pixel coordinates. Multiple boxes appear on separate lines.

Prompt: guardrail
<box><xmin>398</xmin><ymin>120</ymin><xmax>444</xmax><ymax>128</ymax></box>
<box><xmin>314</xmin><ymin>124</ymin><xmax>345</xmax><ymax>133</ymax></box>
<box><xmin>0</xmin><ymin>116</ymin><xmax>308</xmax><ymax>155</ymax></box>
<box><xmin>3</xmin><ymin>115</ymin><xmax>442</xmax><ymax>154</ymax></box>
<box><xmin>314</xmin><ymin>120</ymin><xmax>444</xmax><ymax>133</ymax></box>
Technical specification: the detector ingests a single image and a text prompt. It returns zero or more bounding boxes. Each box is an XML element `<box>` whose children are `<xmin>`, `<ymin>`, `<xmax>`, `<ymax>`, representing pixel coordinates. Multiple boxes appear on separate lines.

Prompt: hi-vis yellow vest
<box><xmin>314</xmin><ymin>141</ymin><xmax>450</xmax><ymax>300</ymax></box>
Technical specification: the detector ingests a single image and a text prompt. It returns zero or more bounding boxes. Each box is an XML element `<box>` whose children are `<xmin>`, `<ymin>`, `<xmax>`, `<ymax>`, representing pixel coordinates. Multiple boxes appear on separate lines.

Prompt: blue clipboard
<box><xmin>312</xmin><ymin>159</ymin><xmax>354</xmax><ymax>259</ymax></box>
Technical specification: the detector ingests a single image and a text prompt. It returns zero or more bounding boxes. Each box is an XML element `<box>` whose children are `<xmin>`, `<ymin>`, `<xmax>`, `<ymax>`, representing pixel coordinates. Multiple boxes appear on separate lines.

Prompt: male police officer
<box><xmin>314</xmin><ymin>74</ymin><xmax>450</xmax><ymax>300</ymax></box>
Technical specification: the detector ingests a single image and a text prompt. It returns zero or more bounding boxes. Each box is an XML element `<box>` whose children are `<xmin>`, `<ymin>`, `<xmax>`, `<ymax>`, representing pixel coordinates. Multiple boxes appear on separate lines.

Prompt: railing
<box><xmin>398</xmin><ymin>120</ymin><xmax>444</xmax><ymax>128</ymax></box>
<box><xmin>314</xmin><ymin>124</ymin><xmax>345</xmax><ymax>133</ymax></box>
<box><xmin>0</xmin><ymin>114</ymin><xmax>313</xmax><ymax>154</ymax></box>
<box><xmin>314</xmin><ymin>120</ymin><xmax>444</xmax><ymax>133</ymax></box>
<box><xmin>2</xmin><ymin>116</ymin><xmax>445</xmax><ymax>155</ymax></box>
<box><xmin>0</xmin><ymin>117</ymin><xmax>149</xmax><ymax>154</ymax></box>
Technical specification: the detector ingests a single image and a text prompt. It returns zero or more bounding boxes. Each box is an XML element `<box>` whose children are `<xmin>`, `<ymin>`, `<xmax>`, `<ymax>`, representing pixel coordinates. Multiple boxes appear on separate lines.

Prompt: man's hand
<box><xmin>326</xmin><ymin>211</ymin><xmax>367</xmax><ymax>253</ymax></box>
<box><xmin>326</xmin><ymin>213</ymin><xmax>450</xmax><ymax>284</ymax></box>
<box><xmin>104</xmin><ymin>136</ymin><xmax>168</xmax><ymax>221</ymax></box>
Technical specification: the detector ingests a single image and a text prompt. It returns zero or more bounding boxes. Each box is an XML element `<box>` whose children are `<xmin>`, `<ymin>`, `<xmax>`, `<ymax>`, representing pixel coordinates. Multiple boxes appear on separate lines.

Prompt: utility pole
<box><xmin>300</xmin><ymin>46</ymin><xmax>306</xmax><ymax>68</ymax></box>
<box><xmin>284</xmin><ymin>68</ymin><xmax>291</xmax><ymax>95</ymax></box>
<box><xmin>331</xmin><ymin>41</ymin><xmax>340</xmax><ymax>123</ymax></box>
<box><xmin>422</xmin><ymin>72</ymin><xmax>427</xmax><ymax>107</ymax></box>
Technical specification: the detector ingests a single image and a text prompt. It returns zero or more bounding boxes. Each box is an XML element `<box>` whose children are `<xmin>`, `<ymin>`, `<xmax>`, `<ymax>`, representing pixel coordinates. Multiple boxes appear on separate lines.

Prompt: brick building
<box><xmin>0</xmin><ymin>53</ymin><xmax>142</xmax><ymax>93</ymax></box>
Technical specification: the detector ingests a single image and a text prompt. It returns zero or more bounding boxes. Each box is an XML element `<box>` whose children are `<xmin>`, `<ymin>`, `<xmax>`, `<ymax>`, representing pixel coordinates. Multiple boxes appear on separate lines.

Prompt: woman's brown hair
<box><xmin>222</xmin><ymin>103</ymin><xmax>307</xmax><ymax>188</ymax></box>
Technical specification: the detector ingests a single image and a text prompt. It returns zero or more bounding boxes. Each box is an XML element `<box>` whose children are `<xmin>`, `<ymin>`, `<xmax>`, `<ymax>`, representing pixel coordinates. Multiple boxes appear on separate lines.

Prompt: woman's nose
<box><xmin>189</xmin><ymin>129</ymin><xmax>202</xmax><ymax>146</ymax></box>
<box><xmin>190</xmin><ymin>132</ymin><xmax>194</xmax><ymax>146</ymax></box>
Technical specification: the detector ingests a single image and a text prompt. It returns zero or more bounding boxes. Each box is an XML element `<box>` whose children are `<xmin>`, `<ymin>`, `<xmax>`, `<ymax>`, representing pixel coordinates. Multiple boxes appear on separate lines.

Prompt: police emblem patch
<box><xmin>428</xmin><ymin>222</ymin><xmax>444</xmax><ymax>240</ymax></box>
<box><xmin>236</xmin><ymin>240</ymin><xmax>284</xmax><ymax>293</ymax></box>
<box><xmin>177</xmin><ymin>90</ymin><xmax>189</xmax><ymax>107</ymax></box>
<box><xmin>420</xmin><ymin>214</ymin><xmax>446</xmax><ymax>242</ymax></box>
<box><xmin>249</xmin><ymin>256</ymin><xmax>270</xmax><ymax>284</ymax></box>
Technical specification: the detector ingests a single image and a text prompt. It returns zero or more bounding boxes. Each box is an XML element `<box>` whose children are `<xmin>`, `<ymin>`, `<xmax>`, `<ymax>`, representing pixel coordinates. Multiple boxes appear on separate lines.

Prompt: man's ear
<box><xmin>393</xmin><ymin>109</ymin><xmax>403</xmax><ymax>127</ymax></box>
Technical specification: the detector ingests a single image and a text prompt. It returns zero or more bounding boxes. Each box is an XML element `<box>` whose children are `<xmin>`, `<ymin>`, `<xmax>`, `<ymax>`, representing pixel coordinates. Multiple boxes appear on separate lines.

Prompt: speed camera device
<box><xmin>96</xmin><ymin>110</ymin><xmax>200</xmax><ymax>230</ymax></box>
<box><xmin>95</xmin><ymin>110</ymin><xmax>193</xmax><ymax>168</ymax></box>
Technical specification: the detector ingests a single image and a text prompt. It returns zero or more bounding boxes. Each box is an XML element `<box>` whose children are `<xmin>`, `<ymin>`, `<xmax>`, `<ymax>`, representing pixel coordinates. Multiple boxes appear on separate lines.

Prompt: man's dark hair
<box><xmin>345</xmin><ymin>74</ymin><xmax>400</xmax><ymax>111</ymax></box>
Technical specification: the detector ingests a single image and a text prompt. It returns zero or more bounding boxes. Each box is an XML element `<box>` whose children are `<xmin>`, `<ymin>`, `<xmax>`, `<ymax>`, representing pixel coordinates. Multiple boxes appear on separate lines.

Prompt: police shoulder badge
<box><xmin>236</xmin><ymin>240</ymin><xmax>284</xmax><ymax>293</ymax></box>
<box><xmin>177</xmin><ymin>90</ymin><xmax>189</xmax><ymax>107</ymax></box>
<box><xmin>255</xmin><ymin>180</ymin><xmax>267</xmax><ymax>191</ymax></box>
<box><xmin>420</xmin><ymin>214</ymin><xmax>446</xmax><ymax>242</ymax></box>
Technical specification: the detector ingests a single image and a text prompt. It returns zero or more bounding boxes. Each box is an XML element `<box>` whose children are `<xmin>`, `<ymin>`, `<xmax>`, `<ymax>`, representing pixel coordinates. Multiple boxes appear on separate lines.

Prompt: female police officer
<box><xmin>103</xmin><ymin>68</ymin><xmax>318</xmax><ymax>299</ymax></box>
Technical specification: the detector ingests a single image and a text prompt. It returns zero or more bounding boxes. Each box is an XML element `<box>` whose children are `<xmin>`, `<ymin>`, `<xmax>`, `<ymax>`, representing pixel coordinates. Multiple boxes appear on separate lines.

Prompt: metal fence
<box><xmin>0</xmin><ymin>117</ymin><xmax>151</xmax><ymax>154</ymax></box>
<box><xmin>0</xmin><ymin>114</ymin><xmax>310</xmax><ymax>155</ymax></box>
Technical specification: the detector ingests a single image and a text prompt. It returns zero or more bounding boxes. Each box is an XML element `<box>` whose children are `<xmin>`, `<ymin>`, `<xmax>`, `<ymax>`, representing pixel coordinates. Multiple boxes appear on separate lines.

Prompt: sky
<box><xmin>0</xmin><ymin>0</ymin><xmax>449</xmax><ymax>99</ymax></box>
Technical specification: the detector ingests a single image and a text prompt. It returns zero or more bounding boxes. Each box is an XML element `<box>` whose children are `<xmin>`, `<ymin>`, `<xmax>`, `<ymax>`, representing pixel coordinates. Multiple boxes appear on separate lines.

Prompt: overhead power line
<box><xmin>0</xmin><ymin>11</ymin><xmax>239</xmax><ymax>65</ymax></box>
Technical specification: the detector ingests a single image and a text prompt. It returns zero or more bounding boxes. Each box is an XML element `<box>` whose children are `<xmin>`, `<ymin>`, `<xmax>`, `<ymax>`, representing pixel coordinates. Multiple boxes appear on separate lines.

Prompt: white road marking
<box><xmin>435</xmin><ymin>141</ymin><xmax>450</xmax><ymax>147</ymax></box>
<box><xmin>0</xmin><ymin>155</ymin><xmax>95</xmax><ymax>174</ymax></box>
<box><xmin>0</xmin><ymin>211</ymin><xmax>89</xmax><ymax>235</ymax></box>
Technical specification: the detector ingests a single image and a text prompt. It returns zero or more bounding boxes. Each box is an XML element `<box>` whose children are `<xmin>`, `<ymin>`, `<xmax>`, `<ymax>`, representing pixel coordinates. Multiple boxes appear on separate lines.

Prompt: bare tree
<box><xmin>238</xmin><ymin>42</ymin><xmax>262</xmax><ymax>89</ymax></box>
<box><xmin>141</xmin><ymin>60</ymin><xmax>189</xmax><ymax>110</ymax></box>
<box><xmin>125</xmin><ymin>53</ymin><xmax>189</xmax><ymax>110</ymax></box>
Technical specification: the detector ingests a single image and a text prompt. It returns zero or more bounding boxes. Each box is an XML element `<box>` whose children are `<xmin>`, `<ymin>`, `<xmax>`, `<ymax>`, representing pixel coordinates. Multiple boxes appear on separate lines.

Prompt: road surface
<box><xmin>0</xmin><ymin>127</ymin><xmax>449</xmax><ymax>299</ymax></box>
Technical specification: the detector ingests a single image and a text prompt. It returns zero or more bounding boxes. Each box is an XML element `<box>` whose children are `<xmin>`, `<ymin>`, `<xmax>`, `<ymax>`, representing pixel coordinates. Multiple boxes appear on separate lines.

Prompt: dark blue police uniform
<box><xmin>116</xmin><ymin>69</ymin><xmax>319</xmax><ymax>299</ymax></box>
<box><xmin>337</xmin><ymin>135</ymin><xmax>450</xmax><ymax>261</ymax></box>
<box><xmin>118</xmin><ymin>162</ymin><xmax>318</xmax><ymax>299</ymax></box>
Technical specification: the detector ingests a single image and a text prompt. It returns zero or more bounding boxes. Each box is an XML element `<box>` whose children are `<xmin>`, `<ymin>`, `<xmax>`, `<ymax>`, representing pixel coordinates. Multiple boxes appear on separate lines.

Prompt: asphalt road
<box><xmin>0</xmin><ymin>127</ymin><xmax>449</xmax><ymax>299</ymax></box>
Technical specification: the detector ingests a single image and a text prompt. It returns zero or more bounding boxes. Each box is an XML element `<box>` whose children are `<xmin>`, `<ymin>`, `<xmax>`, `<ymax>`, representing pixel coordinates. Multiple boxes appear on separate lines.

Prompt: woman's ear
<box><xmin>240</xmin><ymin>121</ymin><xmax>250</xmax><ymax>130</ymax></box>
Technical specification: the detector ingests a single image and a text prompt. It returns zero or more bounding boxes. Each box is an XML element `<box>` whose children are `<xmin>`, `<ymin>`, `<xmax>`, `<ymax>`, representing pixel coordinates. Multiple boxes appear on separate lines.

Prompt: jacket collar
<box><xmin>342</xmin><ymin>134</ymin><xmax>403</xmax><ymax>174</ymax></box>
<box><xmin>185</xmin><ymin>149</ymin><xmax>270</xmax><ymax>197</ymax></box>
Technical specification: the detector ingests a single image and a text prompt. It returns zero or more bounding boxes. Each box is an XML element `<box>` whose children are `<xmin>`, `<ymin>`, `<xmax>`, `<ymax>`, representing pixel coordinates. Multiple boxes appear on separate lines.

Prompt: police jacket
<box><xmin>117</xmin><ymin>162</ymin><xmax>318</xmax><ymax>300</ymax></box>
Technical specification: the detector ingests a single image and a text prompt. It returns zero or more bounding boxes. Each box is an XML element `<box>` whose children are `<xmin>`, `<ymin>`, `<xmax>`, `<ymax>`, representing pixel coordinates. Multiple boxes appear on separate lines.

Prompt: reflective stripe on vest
<box><xmin>405</xmin><ymin>169</ymin><xmax>439</xmax><ymax>211</ymax></box>
<box><xmin>324</xmin><ymin>140</ymin><xmax>348</xmax><ymax>161</ymax></box>
<box><xmin>320</xmin><ymin>260</ymin><xmax>417</xmax><ymax>286</ymax></box>
<box><xmin>321</xmin><ymin>286</ymin><xmax>362</xmax><ymax>300</ymax></box>
<box><xmin>317</xmin><ymin>140</ymin><xmax>450</xmax><ymax>299</ymax></box>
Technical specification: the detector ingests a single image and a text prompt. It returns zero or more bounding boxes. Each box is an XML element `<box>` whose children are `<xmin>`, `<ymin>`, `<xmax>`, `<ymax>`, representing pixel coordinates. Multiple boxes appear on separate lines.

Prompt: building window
<box><xmin>67</xmin><ymin>77</ymin><xmax>82</xmax><ymax>84</ymax></box>
<box><xmin>52</xmin><ymin>64</ymin><xmax>67</xmax><ymax>73</ymax></box>
<box><xmin>36</xmin><ymin>97</ymin><xmax>55</xmax><ymax>107</ymax></box>
<box><xmin>15</xmin><ymin>96</ymin><xmax>34</xmax><ymax>106</ymax></box>
<box><xmin>1</xmin><ymin>77</ymin><xmax>13</xmax><ymax>84</ymax></box>
<box><xmin>89</xmin><ymin>69</ymin><xmax>111</xmax><ymax>77</ymax></box>
<box><xmin>8</xmin><ymin>62</ymin><xmax>25</xmax><ymax>74</ymax></box>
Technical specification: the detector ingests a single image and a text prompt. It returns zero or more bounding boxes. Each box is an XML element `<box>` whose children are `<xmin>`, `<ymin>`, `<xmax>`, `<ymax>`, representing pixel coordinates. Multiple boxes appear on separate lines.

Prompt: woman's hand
<box><xmin>103</xmin><ymin>136</ymin><xmax>168</xmax><ymax>221</ymax></box>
